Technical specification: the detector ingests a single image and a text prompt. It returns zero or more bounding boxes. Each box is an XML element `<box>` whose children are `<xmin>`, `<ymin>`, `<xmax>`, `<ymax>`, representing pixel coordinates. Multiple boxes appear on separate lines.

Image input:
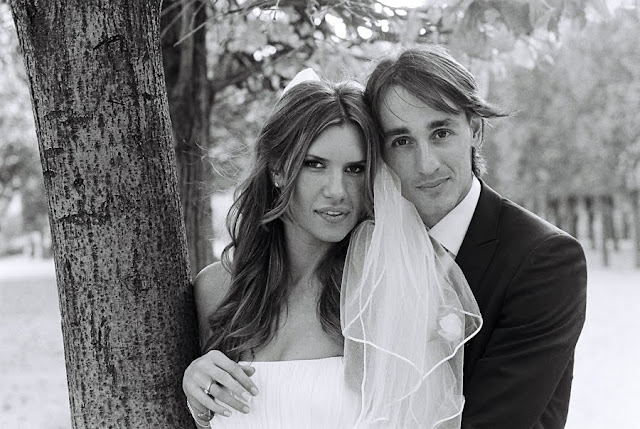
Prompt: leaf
<box><xmin>399</xmin><ymin>9</ymin><xmax>425</xmax><ymax>44</ymax></box>
<box><xmin>510</xmin><ymin>38</ymin><xmax>536</xmax><ymax>69</ymax></box>
<box><xmin>226</xmin><ymin>21</ymin><xmax>269</xmax><ymax>53</ymax></box>
<box><xmin>528</xmin><ymin>0</ymin><xmax>555</xmax><ymax>29</ymax></box>
<box><xmin>587</xmin><ymin>0</ymin><xmax>610</xmax><ymax>19</ymax></box>
<box><xmin>490</xmin><ymin>0</ymin><xmax>534</xmax><ymax>36</ymax></box>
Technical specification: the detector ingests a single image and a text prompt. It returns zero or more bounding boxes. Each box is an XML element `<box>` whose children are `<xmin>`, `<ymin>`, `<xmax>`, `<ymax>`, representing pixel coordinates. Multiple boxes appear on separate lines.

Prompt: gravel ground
<box><xmin>0</xmin><ymin>257</ymin><xmax>69</xmax><ymax>428</ymax></box>
<box><xmin>1</xmin><ymin>254</ymin><xmax>638</xmax><ymax>428</ymax></box>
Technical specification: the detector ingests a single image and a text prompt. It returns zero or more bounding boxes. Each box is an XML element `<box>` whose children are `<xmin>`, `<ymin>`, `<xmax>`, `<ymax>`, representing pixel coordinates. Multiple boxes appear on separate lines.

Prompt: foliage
<box><xmin>1</xmin><ymin>0</ymin><xmax>621</xmax><ymax>200</ymax></box>
<box><xmin>188</xmin><ymin>0</ymin><xmax>607</xmax><ymax>190</ymax></box>
<box><xmin>487</xmin><ymin>7</ymin><xmax>640</xmax><ymax>200</ymax></box>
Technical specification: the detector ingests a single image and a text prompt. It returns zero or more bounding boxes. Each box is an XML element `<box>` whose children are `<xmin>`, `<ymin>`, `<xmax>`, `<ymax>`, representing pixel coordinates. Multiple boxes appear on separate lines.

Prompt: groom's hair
<box><xmin>364</xmin><ymin>46</ymin><xmax>508</xmax><ymax>177</ymax></box>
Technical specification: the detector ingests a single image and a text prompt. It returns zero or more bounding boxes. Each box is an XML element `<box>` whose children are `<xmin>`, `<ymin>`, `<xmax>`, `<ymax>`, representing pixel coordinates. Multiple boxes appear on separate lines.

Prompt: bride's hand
<box><xmin>183</xmin><ymin>350</ymin><xmax>259</xmax><ymax>420</ymax></box>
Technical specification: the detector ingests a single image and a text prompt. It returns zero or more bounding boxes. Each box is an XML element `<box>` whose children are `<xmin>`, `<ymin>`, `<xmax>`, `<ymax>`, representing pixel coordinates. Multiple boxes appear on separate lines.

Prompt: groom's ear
<box><xmin>470</xmin><ymin>116</ymin><xmax>483</xmax><ymax>148</ymax></box>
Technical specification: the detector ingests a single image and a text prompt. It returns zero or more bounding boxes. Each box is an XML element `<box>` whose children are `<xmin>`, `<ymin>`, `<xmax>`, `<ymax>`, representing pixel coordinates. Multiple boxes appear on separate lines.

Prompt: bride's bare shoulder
<box><xmin>193</xmin><ymin>262</ymin><xmax>232</xmax><ymax>346</ymax></box>
<box><xmin>194</xmin><ymin>262</ymin><xmax>232</xmax><ymax>310</ymax></box>
<box><xmin>196</xmin><ymin>260</ymin><xmax>231</xmax><ymax>293</ymax></box>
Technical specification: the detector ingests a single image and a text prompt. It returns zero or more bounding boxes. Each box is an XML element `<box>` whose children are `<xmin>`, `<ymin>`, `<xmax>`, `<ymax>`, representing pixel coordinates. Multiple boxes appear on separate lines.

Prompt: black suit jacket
<box><xmin>457</xmin><ymin>182</ymin><xmax>587</xmax><ymax>429</ymax></box>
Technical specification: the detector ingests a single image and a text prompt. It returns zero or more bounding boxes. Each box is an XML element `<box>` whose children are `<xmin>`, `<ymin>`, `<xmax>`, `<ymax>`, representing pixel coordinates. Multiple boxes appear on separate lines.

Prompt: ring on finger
<box><xmin>197</xmin><ymin>409</ymin><xmax>211</xmax><ymax>420</ymax></box>
<box><xmin>204</xmin><ymin>380</ymin><xmax>215</xmax><ymax>397</ymax></box>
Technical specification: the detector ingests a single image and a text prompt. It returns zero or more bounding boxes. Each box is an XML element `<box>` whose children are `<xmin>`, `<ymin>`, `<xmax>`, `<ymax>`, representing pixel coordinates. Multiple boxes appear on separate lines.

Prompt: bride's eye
<box><xmin>345</xmin><ymin>163</ymin><xmax>365</xmax><ymax>174</ymax></box>
<box><xmin>303</xmin><ymin>160</ymin><xmax>324</xmax><ymax>169</ymax></box>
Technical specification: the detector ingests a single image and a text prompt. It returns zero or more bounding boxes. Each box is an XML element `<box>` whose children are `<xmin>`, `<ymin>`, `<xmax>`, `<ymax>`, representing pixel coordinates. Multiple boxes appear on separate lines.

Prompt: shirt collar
<box><xmin>428</xmin><ymin>176</ymin><xmax>481</xmax><ymax>257</ymax></box>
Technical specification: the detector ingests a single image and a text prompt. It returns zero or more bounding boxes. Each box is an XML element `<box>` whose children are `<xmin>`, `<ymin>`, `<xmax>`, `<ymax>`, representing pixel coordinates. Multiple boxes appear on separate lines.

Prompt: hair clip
<box><xmin>281</xmin><ymin>68</ymin><xmax>321</xmax><ymax>96</ymax></box>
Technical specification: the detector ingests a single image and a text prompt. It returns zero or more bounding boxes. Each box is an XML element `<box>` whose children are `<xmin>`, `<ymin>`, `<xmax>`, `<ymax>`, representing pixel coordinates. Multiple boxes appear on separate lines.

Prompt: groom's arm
<box><xmin>461</xmin><ymin>233</ymin><xmax>587</xmax><ymax>429</ymax></box>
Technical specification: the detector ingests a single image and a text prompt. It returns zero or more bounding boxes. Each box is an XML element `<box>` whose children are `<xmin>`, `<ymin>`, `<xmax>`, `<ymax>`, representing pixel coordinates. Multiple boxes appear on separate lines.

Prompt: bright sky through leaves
<box><xmin>380</xmin><ymin>0</ymin><xmax>428</xmax><ymax>7</ymax></box>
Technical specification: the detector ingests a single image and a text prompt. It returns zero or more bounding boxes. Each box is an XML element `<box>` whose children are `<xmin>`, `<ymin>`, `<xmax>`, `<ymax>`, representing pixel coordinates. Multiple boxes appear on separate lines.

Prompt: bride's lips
<box><xmin>315</xmin><ymin>207</ymin><xmax>351</xmax><ymax>223</ymax></box>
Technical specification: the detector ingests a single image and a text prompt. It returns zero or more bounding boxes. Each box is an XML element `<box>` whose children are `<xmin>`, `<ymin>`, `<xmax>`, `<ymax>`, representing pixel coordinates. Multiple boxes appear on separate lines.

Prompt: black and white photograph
<box><xmin>1</xmin><ymin>0</ymin><xmax>638</xmax><ymax>427</ymax></box>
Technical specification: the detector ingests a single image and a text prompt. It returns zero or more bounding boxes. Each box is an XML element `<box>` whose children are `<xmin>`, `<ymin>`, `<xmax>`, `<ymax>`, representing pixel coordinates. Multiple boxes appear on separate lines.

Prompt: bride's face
<box><xmin>282</xmin><ymin>123</ymin><xmax>367</xmax><ymax>247</ymax></box>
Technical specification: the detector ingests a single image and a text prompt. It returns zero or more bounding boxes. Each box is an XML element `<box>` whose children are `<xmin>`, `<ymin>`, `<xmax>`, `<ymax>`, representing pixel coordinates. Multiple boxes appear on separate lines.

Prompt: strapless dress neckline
<box><xmin>209</xmin><ymin>356</ymin><xmax>359</xmax><ymax>428</ymax></box>
<box><xmin>240</xmin><ymin>355</ymin><xmax>343</xmax><ymax>364</ymax></box>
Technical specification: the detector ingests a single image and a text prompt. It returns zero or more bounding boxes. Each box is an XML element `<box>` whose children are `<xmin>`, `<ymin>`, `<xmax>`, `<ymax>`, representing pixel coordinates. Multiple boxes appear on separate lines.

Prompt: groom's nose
<box><xmin>415</xmin><ymin>142</ymin><xmax>441</xmax><ymax>175</ymax></box>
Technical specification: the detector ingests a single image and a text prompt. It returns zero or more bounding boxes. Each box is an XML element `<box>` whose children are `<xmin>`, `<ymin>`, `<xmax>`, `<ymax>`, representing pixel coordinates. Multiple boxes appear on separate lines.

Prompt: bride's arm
<box><xmin>182</xmin><ymin>263</ymin><xmax>259</xmax><ymax>422</ymax></box>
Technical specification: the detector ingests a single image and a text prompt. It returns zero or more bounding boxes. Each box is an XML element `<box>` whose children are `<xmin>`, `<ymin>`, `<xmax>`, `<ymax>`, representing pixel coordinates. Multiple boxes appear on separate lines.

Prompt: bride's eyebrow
<box><xmin>305</xmin><ymin>154</ymin><xmax>366</xmax><ymax>164</ymax></box>
<box><xmin>347</xmin><ymin>159</ymin><xmax>367</xmax><ymax>165</ymax></box>
<box><xmin>304</xmin><ymin>154</ymin><xmax>326</xmax><ymax>161</ymax></box>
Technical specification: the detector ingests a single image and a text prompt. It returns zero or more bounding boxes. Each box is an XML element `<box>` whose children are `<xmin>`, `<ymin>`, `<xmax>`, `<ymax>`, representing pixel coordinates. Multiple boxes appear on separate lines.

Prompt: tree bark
<box><xmin>162</xmin><ymin>0</ymin><xmax>215</xmax><ymax>276</ymax></box>
<box><xmin>10</xmin><ymin>1</ymin><xmax>199</xmax><ymax>427</ymax></box>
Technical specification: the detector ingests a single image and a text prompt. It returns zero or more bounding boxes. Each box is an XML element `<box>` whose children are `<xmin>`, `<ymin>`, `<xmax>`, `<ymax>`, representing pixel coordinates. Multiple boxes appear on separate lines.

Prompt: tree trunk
<box><xmin>594</xmin><ymin>195</ymin><xmax>609</xmax><ymax>267</ymax></box>
<box><xmin>10</xmin><ymin>1</ymin><xmax>199</xmax><ymax>427</ymax></box>
<box><xmin>557</xmin><ymin>196</ymin><xmax>570</xmax><ymax>235</ymax></box>
<box><xmin>586</xmin><ymin>196</ymin><xmax>596</xmax><ymax>249</ymax></box>
<box><xmin>576</xmin><ymin>195</ymin><xmax>590</xmax><ymax>242</ymax></box>
<box><xmin>605</xmin><ymin>194</ymin><xmax>618</xmax><ymax>251</ymax></box>
<box><xmin>632</xmin><ymin>190</ymin><xmax>640</xmax><ymax>269</ymax></box>
<box><xmin>162</xmin><ymin>0</ymin><xmax>215</xmax><ymax>276</ymax></box>
<box><xmin>566</xmin><ymin>196</ymin><xmax>578</xmax><ymax>239</ymax></box>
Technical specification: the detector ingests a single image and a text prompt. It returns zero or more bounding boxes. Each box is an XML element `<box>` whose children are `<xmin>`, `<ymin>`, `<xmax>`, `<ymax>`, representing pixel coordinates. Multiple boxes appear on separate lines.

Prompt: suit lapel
<box><xmin>456</xmin><ymin>181</ymin><xmax>502</xmax><ymax>297</ymax></box>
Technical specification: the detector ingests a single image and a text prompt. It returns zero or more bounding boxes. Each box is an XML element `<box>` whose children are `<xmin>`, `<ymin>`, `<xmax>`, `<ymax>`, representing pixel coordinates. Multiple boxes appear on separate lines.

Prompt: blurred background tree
<box><xmin>0</xmin><ymin>4</ymin><xmax>45</xmax><ymax>255</ymax></box>
<box><xmin>485</xmin><ymin>5</ymin><xmax>640</xmax><ymax>266</ymax></box>
<box><xmin>2</xmin><ymin>0</ymin><xmax>638</xmax><ymax>269</ymax></box>
<box><xmin>154</xmin><ymin>0</ymin><xmax>611</xmax><ymax>273</ymax></box>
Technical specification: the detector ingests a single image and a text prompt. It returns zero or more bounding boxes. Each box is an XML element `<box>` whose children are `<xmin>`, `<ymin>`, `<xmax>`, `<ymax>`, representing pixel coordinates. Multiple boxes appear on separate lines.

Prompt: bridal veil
<box><xmin>341</xmin><ymin>163</ymin><xmax>483</xmax><ymax>428</ymax></box>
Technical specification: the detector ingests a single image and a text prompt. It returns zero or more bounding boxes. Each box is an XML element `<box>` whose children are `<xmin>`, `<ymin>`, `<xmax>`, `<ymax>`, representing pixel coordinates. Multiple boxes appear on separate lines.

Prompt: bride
<box><xmin>182</xmin><ymin>70</ymin><xmax>481</xmax><ymax>428</ymax></box>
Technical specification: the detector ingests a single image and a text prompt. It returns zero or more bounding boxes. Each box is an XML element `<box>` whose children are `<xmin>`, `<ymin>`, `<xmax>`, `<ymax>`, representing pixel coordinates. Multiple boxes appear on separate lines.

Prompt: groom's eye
<box><xmin>391</xmin><ymin>137</ymin><xmax>410</xmax><ymax>147</ymax></box>
<box><xmin>433</xmin><ymin>130</ymin><xmax>452</xmax><ymax>140</ymax></box>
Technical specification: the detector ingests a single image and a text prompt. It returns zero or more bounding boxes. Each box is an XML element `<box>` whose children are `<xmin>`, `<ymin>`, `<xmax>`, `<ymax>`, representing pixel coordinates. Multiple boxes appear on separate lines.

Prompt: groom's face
<box><xmin>378</xmin><ymin>85</ymin><xmax>481</xmax><ymax>228</ymax></box>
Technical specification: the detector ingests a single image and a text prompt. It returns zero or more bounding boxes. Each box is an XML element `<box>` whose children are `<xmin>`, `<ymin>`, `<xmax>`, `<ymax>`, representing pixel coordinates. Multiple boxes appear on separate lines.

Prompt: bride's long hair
<box><xmin>204</xmin><ymin>80</ymin><xmax>379</xmax><ymax>360</ymax></box>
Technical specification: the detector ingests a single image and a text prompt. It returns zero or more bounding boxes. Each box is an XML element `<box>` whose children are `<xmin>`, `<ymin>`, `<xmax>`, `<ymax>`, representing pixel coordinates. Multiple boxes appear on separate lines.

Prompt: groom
<box><xmin>364</xmin><ymin>47</ymin><xmax>587</xmax><ymax>429</ymax></box>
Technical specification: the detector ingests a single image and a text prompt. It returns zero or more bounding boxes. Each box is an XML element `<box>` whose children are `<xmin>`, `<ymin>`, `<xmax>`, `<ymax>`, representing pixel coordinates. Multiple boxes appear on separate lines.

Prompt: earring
<box><xmin>274</xmin><ymin>182</ymin><xmax>280</xmax><ymax>188</ymax></box>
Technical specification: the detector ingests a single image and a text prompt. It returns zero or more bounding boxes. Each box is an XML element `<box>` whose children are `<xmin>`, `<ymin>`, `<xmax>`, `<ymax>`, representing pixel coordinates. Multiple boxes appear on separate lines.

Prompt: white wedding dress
<box><xmin>209</xmin><ymin>357</ymin><xmax>359</xmax><ymax>428</ymax></box>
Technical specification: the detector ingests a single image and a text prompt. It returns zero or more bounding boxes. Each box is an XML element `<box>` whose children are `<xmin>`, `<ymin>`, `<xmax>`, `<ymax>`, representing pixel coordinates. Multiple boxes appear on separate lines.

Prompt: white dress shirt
<box><xmin>428</xmin><ymin>176</ymin><xmax>481</xmax><ymax>257</ymax></box>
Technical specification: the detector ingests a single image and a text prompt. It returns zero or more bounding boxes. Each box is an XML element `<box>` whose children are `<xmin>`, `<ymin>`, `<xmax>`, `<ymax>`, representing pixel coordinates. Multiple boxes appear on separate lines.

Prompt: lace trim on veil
<box><xmin>341</xmin><ymin>163</ymin><xmax>483</xmax><ymax>428</ymax></box>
